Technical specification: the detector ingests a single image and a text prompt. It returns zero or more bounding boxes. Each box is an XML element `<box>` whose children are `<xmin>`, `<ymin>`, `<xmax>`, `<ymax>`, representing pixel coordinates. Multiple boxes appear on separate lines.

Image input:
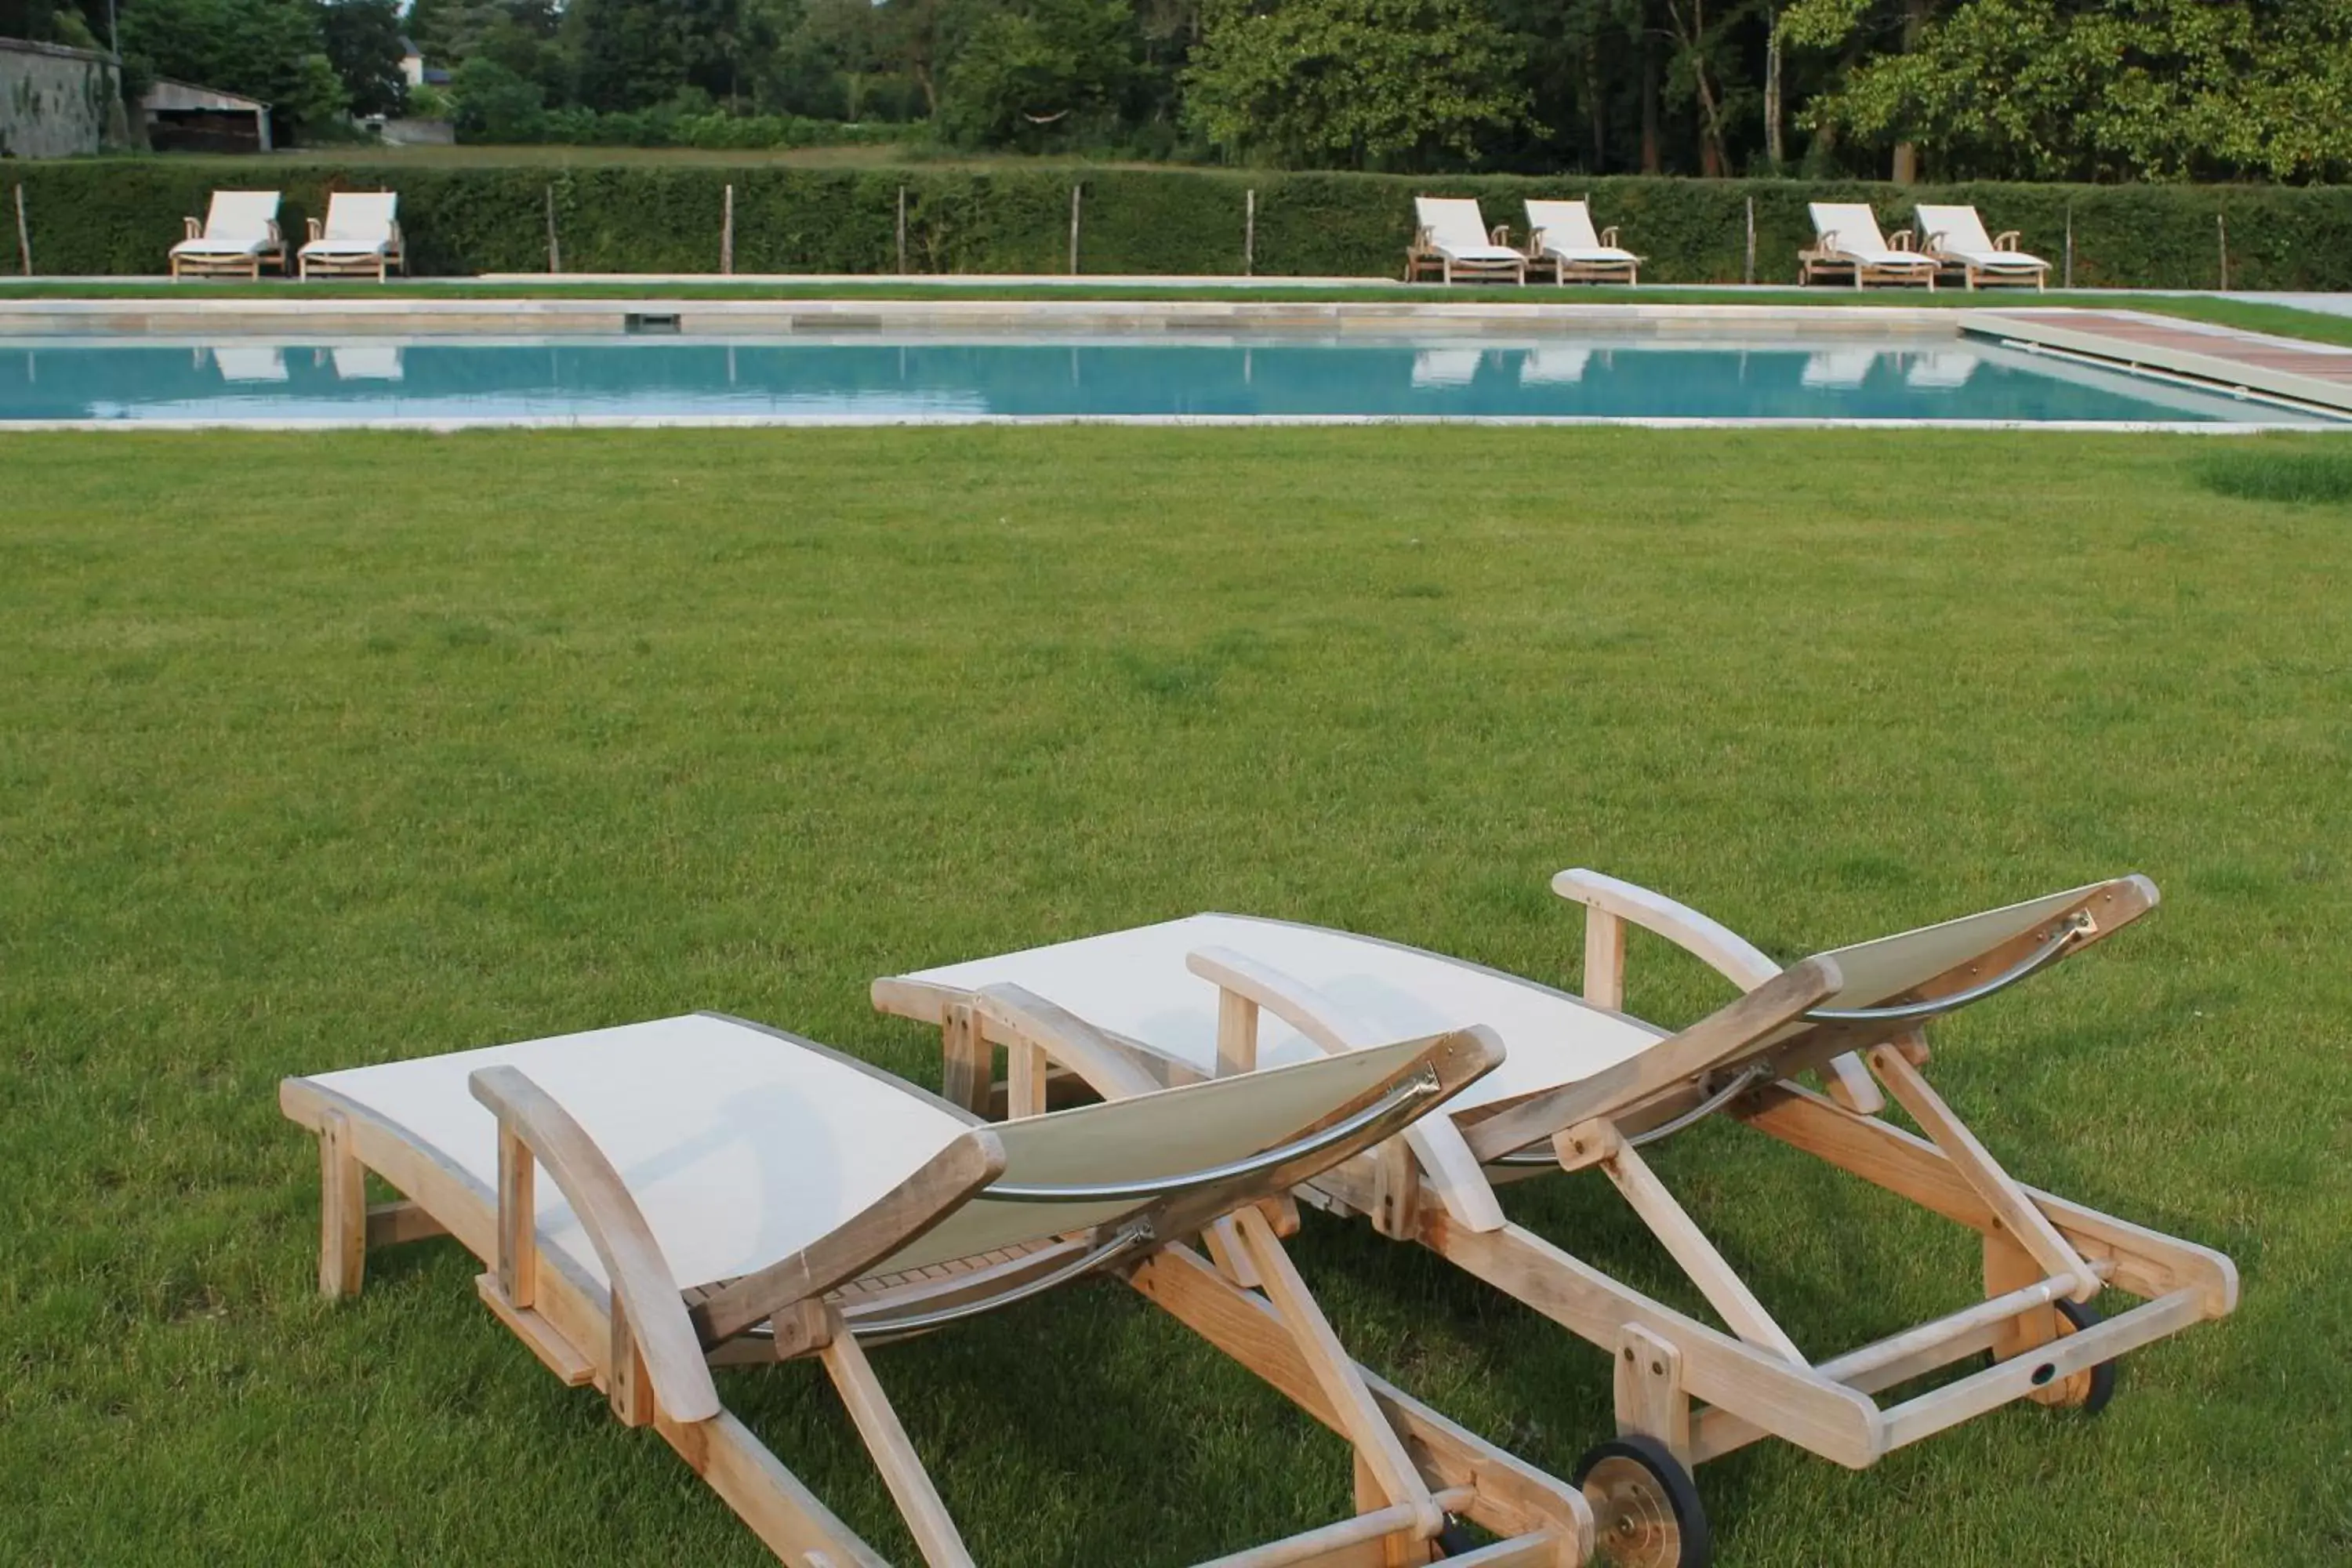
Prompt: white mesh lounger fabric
<box><xmin>1804</xmin><ymin>202</ymin><xmax>1939</xmax><ymax>290</ymax></box>
<box><xmin>1913</xmin><ymin>204</ymin><xmax>2051</xmax><ymax>290</ymax></box>
<box><xmin>1523</xmin><ymin>199</ymin><xmax>1642</xmax><ymax>285</ymax></box>
<box><xmin>281</xmin><ymin>1009</ymin><xmax>1595</xmax><ymax>1566</ymax></box>
<box><xmin>299</xmin><ymin>192</ymin><xmax>403</xmax><ymax>281</ymax></box>
<box><xmin>877</xmin><ymin>871</ymin><xmax>2238</xmax><ymax>1552</ymax></box>
<box><xmin>1407</xmin><ymin>198</ymin><xmax>1527</xmax><ymax>285</ymax></box>
<box><xmin>169</xmin><ymin>191</ymin><xmax>285</xmax><ymax>278</ymax></box>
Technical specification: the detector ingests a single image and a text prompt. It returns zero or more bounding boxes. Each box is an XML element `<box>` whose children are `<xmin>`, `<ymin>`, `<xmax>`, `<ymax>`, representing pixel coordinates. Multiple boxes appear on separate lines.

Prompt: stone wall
<box><xmin>1</xmin><ymin>38</ymin><xmax>123</xmax><ymax>159</ymax></box>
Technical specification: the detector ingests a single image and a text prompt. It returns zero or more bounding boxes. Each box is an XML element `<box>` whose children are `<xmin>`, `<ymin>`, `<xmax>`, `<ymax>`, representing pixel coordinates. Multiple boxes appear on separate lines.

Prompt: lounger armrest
<box><xmin>1889</xmin><ymin>230</ymin><xmax>1918</xmax><ymax>252</ymax></box>
<box><xmin>266</xmin><ymin>219</ymin><xmax>284</xmax><ymax>248</ymax></box>
<box><xmin>1994</xmin><ymin>230</ymin><xmax>2021</xmax><ymax>251</ymax></box>
<box><xmin>1488</xmin><ymin>223</ymin><xmax>1512</xmax><ymax>246</ymax></box>
<box><xmin>971</xmin><ymin>983</ymin><xmax>1168</xmax><ymax>1102</ymax></box>
<box><xmin>688</xmin><ymin>1127</ymin><xmax>1006</xmax><ymax>1348</ymax></box>
<box><xmin>1551</xmin><ymin>868</ymin><xmax>1780</xmax><ymax>989</ymax></box>
<box><xmin>183</xmin><ymin>216</ymin><xmax>203</xmax><ymax>240</ymax></box>
<box><xmin>306</xmin><ymin>216</ymin><xmax>324</xmax><ymax>241</ymax></box>
<box><xmin>1185</xmin><ymin>946</ymin><xmax>1508</xmax><ymax>1232</ymax></box>
<box><xmin>467</xmin><ymin>1065</ymin><xmax>722</xmax><ymax>1424</ymax></box>
<box><xmin>1599</xmin><ymin>225</ymin><xmax>1621</xmax><ymax>247</ymax></box>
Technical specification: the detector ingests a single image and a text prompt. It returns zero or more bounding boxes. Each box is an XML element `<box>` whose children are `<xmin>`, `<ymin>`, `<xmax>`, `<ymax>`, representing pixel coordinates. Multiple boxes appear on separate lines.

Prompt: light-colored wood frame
<box><xmin>1799</xmin><ymin>226</ymin><xmax>1939</xmax><ymax>291</ymax></box>
<box><xmin>169</xmin><ymin>212</ymin><xmax>289</xmax><ymax>280</ymax></box>
<box><xmin>1919</xmin><ymin>226</ymin><xmax>2050</xmax><ymax>292</ymax></box>
<box><xmin>280</xmin><ymin>1020</ymin><xmax>1593</xmax><ymax>1568</ymax></box>
<box><xmin>884</xmin><ymin>871</ymin><xmax>2237</xmax><ymax>1509</ymax></box>
<box><xmin>298</xmin><ymin>201</ymin><xmax>406</xmax><ymax>282</ymax></box>
<box><xmin>1404</xmin><ymin>222</ymin><xmax>1529</xmax><ymax>286</ymax></box>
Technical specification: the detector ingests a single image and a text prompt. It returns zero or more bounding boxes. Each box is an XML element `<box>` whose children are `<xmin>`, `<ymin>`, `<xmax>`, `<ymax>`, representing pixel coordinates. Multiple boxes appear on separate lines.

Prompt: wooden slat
<box><xmin>365</xmin><ymin>1199</ymin><xmax>446</xmax><ymax>1248</ymax></box>
<box><xmin>1595</xmin><ymin>1137</ymin><xmax>1806</xmax><ymax>1366</ymax></box>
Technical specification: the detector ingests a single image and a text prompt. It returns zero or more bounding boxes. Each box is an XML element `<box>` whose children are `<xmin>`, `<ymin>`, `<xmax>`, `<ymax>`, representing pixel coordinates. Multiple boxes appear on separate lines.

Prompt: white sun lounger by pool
<box><xmin>1914</xmin><ymin>204</ymin><xmax>2051</xmax><ymax>291</ymax></box>
<box><xmin>1406</xmin><ymin>198</ymin><xmax>1527</xmax><ymax>285</ymax></box>
<box><xmin>1801</xmin><ymin>202</ymin><xmax>1939</xmax><ymax>290</ymax></box>
<box><xmin>299</xmin><ymin>192</ymin><xmax>405</xmax><ymax>281</ymax></box>
<box><xmin>169</xmin><ymin>191</ymin><xmax>287</xmax><ymax>280</ymax></box>
<box><xmin>878</xmin><ymin>873</ymin><xmax>2238</xmax><ymax>1562</ymax></box>
<box><xmin>1523</xmin><ymin>200</ymin><xmax>1642</xmax><ymax>285</ymax></box>
<box><xmin>281</xmin><ymin>1011</ymin><xmax>1592</xmax><ymax>1567</ymax></box>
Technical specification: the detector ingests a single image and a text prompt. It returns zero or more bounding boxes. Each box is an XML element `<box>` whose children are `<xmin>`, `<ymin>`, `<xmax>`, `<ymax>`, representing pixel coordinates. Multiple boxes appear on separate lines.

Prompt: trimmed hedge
<box><xmin>10</xmin><ymin>158</ymin><xmax>2352</xmax><ymax>287</ymax></box>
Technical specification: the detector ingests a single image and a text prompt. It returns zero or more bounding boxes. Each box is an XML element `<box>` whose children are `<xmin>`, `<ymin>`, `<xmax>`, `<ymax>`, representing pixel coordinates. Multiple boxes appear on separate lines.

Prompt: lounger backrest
<box><xmin>869</xmin><ymin>1032</ymin><xmax>1456</xmax><ymax>1275</ymax></box>
<box><xmin>1803</xmin><ymin>877</ymin><xmax>2143</xmax><ymax>1015</ymax></box>
<box><xmin>1415</xmin><ymin>197</ymin><xmax>1492</xmax><ymax>252</ymax></box>
<box><xmin>204</xmin><ymin>190</ymin><xmax>280</xmax><ymax>244</ymax></box>
<box><xmin>1810</xmin><ymin>201</ymin><xmax>1889</xmax><ymax>253</ymax></box>
<box><xmin>1525</xmin><ymin>199</ymin><xmax>1601</xmax><ymax>252</ymax></box>
<box><xmin>321</xmin><ymin>191</ymin><xmax>398</xmax><ymax>243</ymax></box>
<box><xmin>1913</xmin><ymin>204</ymin><xmax>1994</xmax><ymax>253</ymax></box>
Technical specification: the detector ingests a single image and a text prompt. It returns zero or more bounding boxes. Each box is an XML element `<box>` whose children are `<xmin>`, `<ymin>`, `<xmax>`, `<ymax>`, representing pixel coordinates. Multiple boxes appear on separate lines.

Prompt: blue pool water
<box><xmin>0</xmin><ymin>335</ymin><xmax>2327</xmax><ymax>426</ymax></box>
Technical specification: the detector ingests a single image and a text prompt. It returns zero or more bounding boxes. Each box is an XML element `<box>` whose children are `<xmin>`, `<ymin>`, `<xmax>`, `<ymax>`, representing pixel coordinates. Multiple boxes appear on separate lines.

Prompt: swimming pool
<box><xmin>0</xmin><ymin>333</ymin><xmax>2332</xmax><ymax>428</ymax></box>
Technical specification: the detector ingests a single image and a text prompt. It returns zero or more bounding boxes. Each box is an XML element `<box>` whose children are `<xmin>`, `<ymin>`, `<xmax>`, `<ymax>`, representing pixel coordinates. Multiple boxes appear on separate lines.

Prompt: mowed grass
<box><xmin>2</xmin><ymin>426</ymin><xmax>2348</xmax><ymax>1565</ymax></box>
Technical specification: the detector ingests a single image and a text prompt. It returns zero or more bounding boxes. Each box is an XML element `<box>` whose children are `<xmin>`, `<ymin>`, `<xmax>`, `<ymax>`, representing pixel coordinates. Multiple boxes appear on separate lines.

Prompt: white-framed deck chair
<box><xmin>169</xmin><ymin>191</ymin><xmax>287</xmax><ymax>280</ymax></box>
<box><xmin>299</xmin><ymin>191</ymin><xmax>405</xmax><ymax>281</ymax></box>
<box><xmin>1913</xmin><ymin>205</ymin><xmax>2050</xmax><ymax>292</ymax></box>
<box><xmin>1406</xmin><ymin>198</ymin><xmax>1527</xmax><ymax>285</ymax></box>
<box><xmin>1800</xmin><ymin>202</ymin><xmax>1937</xmax><ymax>291</ymax></box>
<box><xmin>877</xmin><ymin>874</ymin><xmax>2238</xmax><ymax>1566</ymax></box>
<box><xmin>1523</xmin><ymin>201</ymin><xmax>1642</xmax><ymax>286</ymax></box>
<box><xmin>281</xmin><ymin>1011</ymin><xmax>1595</xmax><ymax>1567</ymax></box>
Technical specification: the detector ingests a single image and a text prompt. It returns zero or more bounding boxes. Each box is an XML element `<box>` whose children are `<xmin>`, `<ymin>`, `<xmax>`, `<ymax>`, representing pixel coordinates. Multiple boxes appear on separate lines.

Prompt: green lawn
<box><xmin>2</xmin><ymin>428</ymin><xmax>2347</xmax><ymax>1565</ymax></box>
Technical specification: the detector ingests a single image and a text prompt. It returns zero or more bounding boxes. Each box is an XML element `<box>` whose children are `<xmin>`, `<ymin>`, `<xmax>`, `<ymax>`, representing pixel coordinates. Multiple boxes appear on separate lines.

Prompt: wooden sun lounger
<box><xmin>1914</xmin><ymin>204</ymin><xmax>2051</xmax><ymax>292</ymax></box>
<box><xmin>281</xmin><ymin>1011</ymin><xmax>1594</xmax><ymax>1567</ymax></box>
<box><xmin>876</xmin><ymin>875</ymin><xmax>2238</xmax><ymax>1566</ymax></box>
<box><xmin>298</xmin><ymin>192</ymin><xmax>405</xmax><ymax>281</ymax></box>
<box><xmin>169</xmin><ymin>191</ymin><xmax>287</xmax><ymax>280</ymax></box>
<box><xmin>1799</xmin><ymin>201</ymin><xmax>1939</xmax><ymax>292</ymax></box>
<box><xmin>1406</xmin><ymin>198</ymin><xmax>1528</xmax><ymax>285</ymax></box>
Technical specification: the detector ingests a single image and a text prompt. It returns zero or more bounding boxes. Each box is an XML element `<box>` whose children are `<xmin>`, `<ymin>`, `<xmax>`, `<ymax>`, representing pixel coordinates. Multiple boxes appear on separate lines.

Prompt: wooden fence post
<box><xmin>1744</xmin><ymin>195</ymin><xmax>1755</xmax><ymax>285</ymax></box>
<box><xmin>13</xmin><ymin>184</ymin><xmax>30</xmax><ymax>277</ymax></box>
<box><xmin>896</xmin><ymin>186</ymin><xmax>908</xmax><ymax>275</ymax></box>
<box><xmin>1068</xmin><ymin>183</ymin><xmax>1082</xmax><ymax>276</ymax></box>
<box><xmin>2063</xmin><ymin>203</ymin><xmax>2074</xmax><ymax>290</ymax></box>
<box><xmin>543</xmin><ymin>183</ymin><xmax>561</xmax><ymax>274</ymax></box>
<box><xmin>2216</xmin><ymin>211</ymin><xmax>2229</xmax><ymax>292</ymax></box>
<box><xmin>720</xmin><ymin>183</ymin><xmax>734</xmax><ymax>275</ymax></box>
<box><xmin>1243</xmin><ymin>187</ymin><xmax>1254</xmax><ymax>278</ymax></box>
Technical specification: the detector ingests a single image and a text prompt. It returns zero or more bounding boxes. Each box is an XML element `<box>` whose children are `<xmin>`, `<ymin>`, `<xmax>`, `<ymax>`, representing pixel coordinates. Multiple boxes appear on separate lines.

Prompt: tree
<box><xmin>938</xmin><ymin>0</ymin><xmax>1139</xmax><ymax>147</ymax></box>
<box><xmin>1182</xmin><ymin>0</ymin><xmax>1532</xmax><ymax>168</ymax></box>
<box><xmin>318</xmin><ymin>0</ymin><xmax>408</xmax><ymax>117</ymax></box>
<box><xmin>568</xmin><ymin>0</ymin><xmax>741</xmax><ymax>111</ymax></box>
<box><xmin>1803</xmin><ymin>0</ymin><xmax>2352</xmax><ymax>183</ymax></box>
<box><xmin>118</xmin><ymin>0</ymin><xmax>349</xmax><ymax>133</ymax></box>
<box><xmin>448</xmin><ymin>53</ymin><xmax>546</xmax><ymax>136</ymax></box>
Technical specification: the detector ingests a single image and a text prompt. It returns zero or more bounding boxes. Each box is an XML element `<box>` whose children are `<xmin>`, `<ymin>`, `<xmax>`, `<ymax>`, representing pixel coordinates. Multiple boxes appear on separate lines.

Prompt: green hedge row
<box><xmin>11</xmin><ymin>158</ymin><xmax>2352</xmax><ymax>287</ymax></box>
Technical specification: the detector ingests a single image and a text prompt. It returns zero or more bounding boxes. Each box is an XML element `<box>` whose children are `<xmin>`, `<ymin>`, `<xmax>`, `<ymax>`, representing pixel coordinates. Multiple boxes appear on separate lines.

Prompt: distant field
<box><xmin>1</xmin><ymin>426</ymin><xmax>2344</xmax><ymax>1565</ymax></box>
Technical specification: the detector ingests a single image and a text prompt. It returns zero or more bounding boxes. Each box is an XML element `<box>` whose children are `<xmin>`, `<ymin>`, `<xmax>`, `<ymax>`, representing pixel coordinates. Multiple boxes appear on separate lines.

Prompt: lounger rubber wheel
<box><xmin>1571</xmin><ymin>1435</ymin><xmax>1710</xmax><ymax>1568</ymax></box>
<box><xmin>2033</xmin><ymin>1298</ymin><xmax>2118</xmax><ymax>1414</ymax></box>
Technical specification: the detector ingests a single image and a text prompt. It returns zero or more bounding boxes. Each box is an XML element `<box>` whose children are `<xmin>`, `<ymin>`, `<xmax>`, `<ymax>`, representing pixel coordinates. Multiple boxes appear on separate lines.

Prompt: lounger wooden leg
<box><xmin>939</xmin><ymin>1002</ymin><xmax>992</xmax><ymax>1114</ymax></box>
<box><xmin>820</xmin><ymin>1323</ymin><xmax>978</xmax><ymax>1568</ymax></box>
<box><xmin>659</xmin><ymin>1409</ymin><xmax>892</xmax><ymax>1568</ymax></box>
<box><xmin>1613</xmin><ymin>1324</ymin><xmax>1691</xmax><ymax>1465</ymax></box>
<box><xmin>1231</xmin><ymin>1206</ymin><xmax>1443</xmax><ymax>1541</ymax></box>
<box><xmin>318</xmin><ymin>1112</ymin><xmax>367</xmax><ymax>1299</ymax></box>
<box><xmin>1131</xmin><ymin>1242</ymin><xmax>1595</xmax><ymax>1564</ymax></box>
<box><xmin>1866</xmin><ymin>1046</ymin><xmax>2099</xmax><ymax>1301</ymax></box>
<box><xmin>1596</xmin><ymin>1136</ymin><xmax>1806</xmax><ymax>1365</ymax></box>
